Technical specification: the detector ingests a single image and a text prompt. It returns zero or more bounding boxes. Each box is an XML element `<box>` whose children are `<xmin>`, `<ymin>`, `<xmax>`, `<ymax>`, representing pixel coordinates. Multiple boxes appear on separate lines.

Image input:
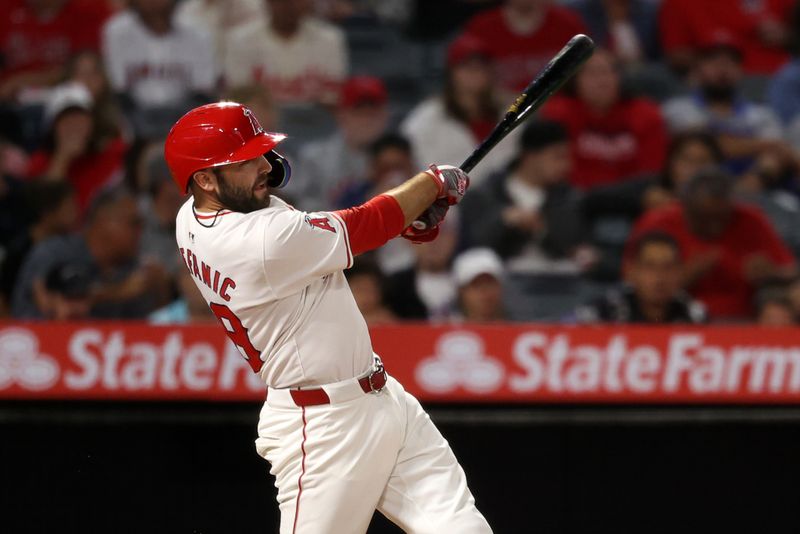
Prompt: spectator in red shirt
<box><xmin>0</xmin><ymin>0</ymin><xmax>112</xmax><ymax>100</ymax></box>
<box><xmin>627</xmin><ymin>167</ymin><xmax>797</xmax><ymax>320</ymax></box>
<box><xmin>659</xmin><ymin>0</ymin><xmax>794</xmax><ymax>76</ymax></box>
<box><xmin>26</xmin><ymin>82</ymin><xmax>127</xmax><ymax>214</ymax></box>
<box><xmin>460</xmin><ymin>0</ymin><xmax>587</xmax><ymax>96</ymax></box>
<box><xmin>542</xmin><ymin>48</ymin><xmax>667</xmax><ymax>189</ymax></box>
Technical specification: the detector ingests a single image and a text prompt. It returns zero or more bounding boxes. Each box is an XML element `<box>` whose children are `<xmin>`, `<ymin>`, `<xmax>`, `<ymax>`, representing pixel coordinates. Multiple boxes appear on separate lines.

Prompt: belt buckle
<box><xmin>368</xmin><ymin>360</ymin><xmax>386</xmax><ymax>393</ymax></box>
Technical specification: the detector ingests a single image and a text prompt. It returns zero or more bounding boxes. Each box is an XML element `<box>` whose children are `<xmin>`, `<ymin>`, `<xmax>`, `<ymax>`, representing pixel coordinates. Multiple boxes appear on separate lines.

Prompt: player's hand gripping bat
<box><xmin>460</xmin><ymin>34</ymin><xmax>596</xmax><ymax>174</ymax></box>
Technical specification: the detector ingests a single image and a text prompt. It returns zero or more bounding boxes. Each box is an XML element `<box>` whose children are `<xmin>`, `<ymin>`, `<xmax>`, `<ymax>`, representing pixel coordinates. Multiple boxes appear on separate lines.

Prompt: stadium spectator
<box><xmin>565</xmin><ymin>0</ymin><xmax>660</xmax><ymax>63</ymax></box>
<box><xmin>662</xmin><ymin>34</ymin><xmax>790</xmax><ymax>175</ymax></box>
<box><xmin>11</xmin><ymin>187</ymin><xmax>169</xmax><ymax>319</ymax></box>
<box><xmin>575</xmin><ymin>232</ymin><xmax>706</xmax><ymax>323</ymax></box>
<box><xmin>336</xmin><ymin>133</ymin><xmax>414</xmax><ymax>208</ymax></box>
<box><xmin>149</xmin><ymin>266</ymin><xmax>215</xmax><ymax>324</ymax></box>
<box><xmin>582</xmin><ymin>132</ymin><xmax>724</xmax><ymax>223</ymax></box>
<box><xmin>735</xmin><ymin>146</ymin><xmax>800</xmax><ymax>257</ymax></box>
<box><xmin>223</xmin><ymin>0</ymin><xmax>347</xmax><ymax>106</ymax></box>
<box><xmin>387</xmin><ymin>215</ymin><xmax>459</xmax><ymax>321</ymax></box>
<box><xmin>453</xmin><ymin>248</ymin><xmax>506</xmax><ymax>322</ymax></box>
<box><xmin>102</xmin><ymin>0</ymin><xmax>217</xmax><ymax>139</ymax></box>
<box><xmin>175</xmin><ymin>0</ymin><xmax>266</xmax><ymax>64</ymax></box>
<box><xmin>293</xmin><ymin>76</ymin><xmax>389</xmax><ymax>211</ymax></box>
<box><xmin>335</xmin><ymin>133</ymin><xmax>417</xmax><ymax>273</ymax></box>
<box><xmin>460</xmin><ymin>0</ymin><xmax>586</xmax><ymax>95</ymax></box>
<box><xmin>345</xmin><ymin>258</ymin><xmax>397</xmax><ymax>325</ymax></box>
<box><xmin>25</xmin><ymin>82</ymin><xmax>127</xmax><ymax>214</ymax></box>
<box><xmin>768</xmin><ymin>4</ymin><xmax>800</xmax><ymax>147</ymax></box>
<box><xmin>542</xmin><ymin>48</ymin><xmax>667</xmax><ymax>189</ymax></box>
<box><xmin>401</xmin><ymin>34</ymin><xmax>517</xmax><ymax>187</ymax></box>
<box><xmin>0</xmin><ymin>181</ymin><xmax>78</xmax><ymax>314</ymax></box>
<box><xmin>627</xmin><ymin>168</ymin><xmax>797</xmax><ymax>320</ymax></box>
<box><xmin>659</xmin><ymin>0</ymin><xmax>794</xmax><ymax>76</ymax></box>
<box><xmin>580</xmin><ymin>132</ymin><xmax>724</xmax><ymax>279</ymax></box>
<box><xmin>42</xmin><ymin>261</ymin><xmax>93</xmax><ymax>320</ymax></box>
<box><xmin>0</xmin><ymin>0</ymin><xmax>112</xmax><ymax>100</ymax></box>
<box><xmin>460</xmin><ymin>120</ymin><xmax>587</xmax><ymax>274</ymax></box>
<box><xmin>755</xmin><ymin>287</ymin><xmax>797</xmax><ymax>326</ymax></box>
<box><xmin>62</xmin><ymin>50</ymin><xmax>125</xmax><ymax>147</ymax></box>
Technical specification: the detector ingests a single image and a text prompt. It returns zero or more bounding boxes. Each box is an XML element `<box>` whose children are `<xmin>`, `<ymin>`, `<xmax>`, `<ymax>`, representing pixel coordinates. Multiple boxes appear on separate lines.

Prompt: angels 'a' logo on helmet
<box><xmin>242</xmin><ymin>107</ymin><xmax>264</xmax><ymax>136</ymax></box>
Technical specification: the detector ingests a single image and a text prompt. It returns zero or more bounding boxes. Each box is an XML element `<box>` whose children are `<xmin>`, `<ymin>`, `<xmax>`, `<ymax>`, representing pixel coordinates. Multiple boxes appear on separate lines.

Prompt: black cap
<box><xmin>45</xmin><ymin>262</ymin><xmax>93</xmax><ymax>299</ymax></box>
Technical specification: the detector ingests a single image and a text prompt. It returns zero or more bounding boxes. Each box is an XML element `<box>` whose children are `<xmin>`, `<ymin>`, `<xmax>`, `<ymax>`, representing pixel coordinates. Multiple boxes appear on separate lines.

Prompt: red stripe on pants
<box><xmin>293</xmin><ymin>407</ymin><xmax>308</xmax><ymax>533</ymax></box>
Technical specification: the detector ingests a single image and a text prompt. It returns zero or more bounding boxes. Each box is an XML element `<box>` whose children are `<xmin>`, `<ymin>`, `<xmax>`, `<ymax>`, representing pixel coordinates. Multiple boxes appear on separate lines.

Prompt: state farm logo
<box><xmin>0</xmin><ymin>328</ymin><xmax>59</xmax><ymax>390</ymax></box>
<box><xmin>415</xmin><ymin>331</ymin><xmax>504</xmax><ymax>393</ymax></box>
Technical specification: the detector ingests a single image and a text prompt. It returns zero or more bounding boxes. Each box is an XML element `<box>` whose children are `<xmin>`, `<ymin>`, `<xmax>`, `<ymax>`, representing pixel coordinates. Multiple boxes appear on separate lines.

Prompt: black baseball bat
<box><xmin>459</xmin><ymin>34</ymin><xmax>595</xmax><ymax>174</ymax></box>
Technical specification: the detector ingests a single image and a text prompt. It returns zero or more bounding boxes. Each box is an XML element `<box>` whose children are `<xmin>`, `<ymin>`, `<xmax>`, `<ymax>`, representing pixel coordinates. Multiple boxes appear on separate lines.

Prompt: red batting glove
<box><xmin>426</xmin><ymin>164</ymin><xmax>470</xmax><ymax>205</ymax></box>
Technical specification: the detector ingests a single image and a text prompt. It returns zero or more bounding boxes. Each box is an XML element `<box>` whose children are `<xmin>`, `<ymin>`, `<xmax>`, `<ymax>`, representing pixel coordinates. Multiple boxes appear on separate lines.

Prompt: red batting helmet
<box><xmin>164</xmin><ymin>102</ymin><xmax>291</xmax><ymax>192</ymax></box>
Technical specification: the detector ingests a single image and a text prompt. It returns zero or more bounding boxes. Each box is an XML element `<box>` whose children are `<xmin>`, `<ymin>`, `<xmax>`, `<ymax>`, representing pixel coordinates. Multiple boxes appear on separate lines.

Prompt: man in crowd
<box><xmin>223</xmin><ymin>0</ymin><xmax>347</xmax><ymax>106</ymax></box>
<box><xmin>460</xmin><ymin>0</ymin><xmax>586</xmax><ymax>97</ymax></box>
<box><xmin>102</xmin><ymin>0</ymin><xmax>217</xmax><ymax>138</ymax></box>
<box><xmin>0</xmin><ymin>0</ymin><xmax>111</xmax><ymax>100</ymax></box>
<box><xmin>293</xmin><ymin>76</ymin><xmax>389</xmax><ymax>211</ymax></box>
<box><xmin>387</xmin><ymin>214</ymin><xmax>459</xmax><ymax>321</ymax></box>
<box><xmin>659</xmin><ymin>0</ymin><xmax>794</xmax><ymax>76</ymax></box>
<box><xmin>460</xmin><ymin>120</ymin><xmax>587</xmax><ymax>274</ymax></box>
<box><xmin>627</xmin><ymin>168</ymin><xmax>797</xmax><ymax>320</ymax></box>
<box><xmin>12</xmin><ymin>187</ymin><xmax>170</xmax><ymax>319</ymax></box>
<box><xmin>575</xmin><ymin>232</ymin><xmax>706</xmax><ymax>323</ymax></box>
<box><xmin>453</xmin><ymin>248</ymin><xmax>507</xmax><ymax>322</ymax></box>
<box><xmin>0</xmin><ymin>181</ymin><xmax>78</xmax><ymax>313</ymax></box>
<box><xmin>662</xmin><ymin>34</ymin><xmax>789</xmax><ymax>175</ymax></box>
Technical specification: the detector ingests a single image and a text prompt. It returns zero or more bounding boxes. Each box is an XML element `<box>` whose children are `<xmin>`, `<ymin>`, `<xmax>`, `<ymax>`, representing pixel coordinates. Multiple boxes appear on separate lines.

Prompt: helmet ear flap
<box><xmin>265</xmin><ymin>150</ymin><xmax>291</xmax><ymax>188</ymax></box>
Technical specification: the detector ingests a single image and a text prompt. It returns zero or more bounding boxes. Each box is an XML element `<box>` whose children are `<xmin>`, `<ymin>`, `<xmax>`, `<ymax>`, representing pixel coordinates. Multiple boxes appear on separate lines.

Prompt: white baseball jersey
<box><xmin>102</xmin><ymin>11</ymin><xmax>217</xmax><ymax>107</ymax></box>
<box><xmin>175</xmin><ymin>196</ymin><xmax>374</xmax><ymax>388</ymax></box>
<box><xmin>222</xmin><ymin>17</ymin><xmax>347</xmax><ymax>105</ymax></box>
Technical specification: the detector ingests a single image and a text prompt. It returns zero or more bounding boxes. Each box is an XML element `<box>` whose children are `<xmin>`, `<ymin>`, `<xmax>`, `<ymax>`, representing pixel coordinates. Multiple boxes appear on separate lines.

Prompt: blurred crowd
<box><xmin>2</xmin><ymin>0</ymin><xmax>800</xmax><ymax>327</ymax></box>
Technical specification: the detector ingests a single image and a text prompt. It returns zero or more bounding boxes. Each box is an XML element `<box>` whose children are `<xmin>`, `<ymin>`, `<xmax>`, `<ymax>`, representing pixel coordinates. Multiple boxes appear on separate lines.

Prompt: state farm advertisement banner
<box><xmin>1</xmin><ymin>322</ymin><xmax>800</xmax><ymax>403</ymax></box>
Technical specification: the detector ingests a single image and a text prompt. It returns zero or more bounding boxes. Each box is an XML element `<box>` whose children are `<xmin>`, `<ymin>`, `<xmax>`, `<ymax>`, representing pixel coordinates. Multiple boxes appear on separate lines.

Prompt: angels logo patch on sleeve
<box><xmin>305</xmin><ymin>215</ymin><xmax>336</xmax><ymax>233</ymax></box>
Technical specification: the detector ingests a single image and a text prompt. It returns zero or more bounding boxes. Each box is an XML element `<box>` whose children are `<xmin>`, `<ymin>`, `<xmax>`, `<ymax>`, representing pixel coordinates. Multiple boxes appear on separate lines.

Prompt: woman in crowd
<box><xmin>401</xmin><ymin>34</ymin><xmax>517</xmax><ymax>186</ymax></box>
<box><xmin>542</xmin><ymin>47</ymin><xmax>668</xmax><ymax>190</ymax></box>
<box><xmin>25</xmin><ymin>80</ymin><xmax>127</xmax><ymax>215</ymax></box>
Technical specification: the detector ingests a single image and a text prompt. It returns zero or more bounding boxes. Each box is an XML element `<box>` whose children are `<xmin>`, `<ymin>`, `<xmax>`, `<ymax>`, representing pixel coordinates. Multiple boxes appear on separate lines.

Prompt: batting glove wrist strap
<box><xmin>425</xmin><ymin>164</ymin><xmax>469</xmax><ymax>205</ymax></box>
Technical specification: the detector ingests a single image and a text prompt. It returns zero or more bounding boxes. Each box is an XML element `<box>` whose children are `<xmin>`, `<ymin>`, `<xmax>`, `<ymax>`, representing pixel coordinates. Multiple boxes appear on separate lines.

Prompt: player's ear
<box><xmin>191</xmin><ymin>169</ymin><xmax>217</xmax><ymax>193</ymax></box>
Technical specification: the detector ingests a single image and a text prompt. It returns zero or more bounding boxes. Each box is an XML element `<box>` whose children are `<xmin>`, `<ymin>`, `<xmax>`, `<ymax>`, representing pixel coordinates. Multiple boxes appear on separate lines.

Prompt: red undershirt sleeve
<box><xmin>333</xmin><ymin>194</ymin><xmax>406</xmax><ymax>256</ymax></box>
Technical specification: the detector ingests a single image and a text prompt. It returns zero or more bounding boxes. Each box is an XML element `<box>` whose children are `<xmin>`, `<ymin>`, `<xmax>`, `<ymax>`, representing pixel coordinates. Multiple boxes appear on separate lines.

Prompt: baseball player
<box><xmin>165</xmin><ymin>102</ymin><xmax>492</xmax><ymax>533</ymax></box>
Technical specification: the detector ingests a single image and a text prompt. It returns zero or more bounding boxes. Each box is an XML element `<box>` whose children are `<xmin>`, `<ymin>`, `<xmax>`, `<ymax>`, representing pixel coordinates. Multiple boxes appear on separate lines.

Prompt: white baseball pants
<box><xmin>255</xmin><ymin>374</ymin><xmax>492</xmax><ymax>534</ymax></box>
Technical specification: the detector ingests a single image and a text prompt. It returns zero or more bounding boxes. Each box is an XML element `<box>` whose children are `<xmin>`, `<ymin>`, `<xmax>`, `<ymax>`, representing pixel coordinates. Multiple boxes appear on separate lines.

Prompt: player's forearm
<box><xmin>383</xmin><ymin>172</ymin><xmax>440</xmax><ymax>227</ymax></box>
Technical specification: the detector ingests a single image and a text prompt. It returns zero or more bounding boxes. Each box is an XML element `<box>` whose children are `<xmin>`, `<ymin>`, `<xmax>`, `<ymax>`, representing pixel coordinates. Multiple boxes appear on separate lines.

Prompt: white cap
<box><xmin>43</xmin><ymin>82</ymin><xmax>93</xmax><ymax>126</ymax></box>
<box><xmin>452</xmin><ymin>248</ymin><xmax>504</xmax><ymax>287</ymax></box>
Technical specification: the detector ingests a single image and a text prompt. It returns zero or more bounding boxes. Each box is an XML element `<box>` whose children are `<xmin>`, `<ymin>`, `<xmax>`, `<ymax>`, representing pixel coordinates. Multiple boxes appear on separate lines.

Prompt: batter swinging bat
<box><xmin>459</xmin><ymin>34</ymin><xmax>596</xmax><ymax>174</ymax></box>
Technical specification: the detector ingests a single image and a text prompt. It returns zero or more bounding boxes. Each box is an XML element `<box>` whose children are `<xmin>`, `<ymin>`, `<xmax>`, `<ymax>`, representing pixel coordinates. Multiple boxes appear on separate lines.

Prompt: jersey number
<box><xmin>209</xmin><ymin>303</ymin><xmax>262</xmax><ymax>373</ymax></box>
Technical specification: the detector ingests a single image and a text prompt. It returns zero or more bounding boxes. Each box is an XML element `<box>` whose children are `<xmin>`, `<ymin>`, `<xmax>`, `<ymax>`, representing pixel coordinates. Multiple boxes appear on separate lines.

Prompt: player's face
<box><xmin>215</xmin><ymin>156</ymin><xmax>273</xmax><ymax>213</ymax></box>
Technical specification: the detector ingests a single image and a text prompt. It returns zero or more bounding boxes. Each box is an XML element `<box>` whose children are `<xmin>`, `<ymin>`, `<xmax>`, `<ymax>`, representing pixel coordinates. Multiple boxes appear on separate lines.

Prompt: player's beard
<box><xmin>216</xmin><ymin>172</ymin><xmax>271</xmax><ymax>213</ymax></box>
